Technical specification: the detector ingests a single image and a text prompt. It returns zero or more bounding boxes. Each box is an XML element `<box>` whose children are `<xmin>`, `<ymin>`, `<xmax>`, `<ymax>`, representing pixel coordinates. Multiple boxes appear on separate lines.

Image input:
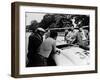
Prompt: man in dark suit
<box><xmin>27</xmin><ymin>28</ymin><xmax>45</xmax><ymax>67</ymax></box>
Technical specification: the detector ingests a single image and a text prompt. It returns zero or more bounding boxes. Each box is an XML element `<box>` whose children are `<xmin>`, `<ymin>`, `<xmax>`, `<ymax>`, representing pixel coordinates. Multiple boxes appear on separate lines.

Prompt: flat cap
<box><xmin>37</xmin><ymin>28</ymin><xmax>45</xmax><ymax>32</ymax></box>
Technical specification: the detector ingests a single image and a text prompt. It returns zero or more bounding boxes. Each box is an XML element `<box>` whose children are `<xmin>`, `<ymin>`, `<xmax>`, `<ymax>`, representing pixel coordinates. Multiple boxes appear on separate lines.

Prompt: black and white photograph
<box><xmin>11</xmin><ymin>2</ymin><xmax>97</xmax><ymax>78</ymax></box>
<box><xmin>25</xmin><ymin>13</ymin><xmax>90</xmax><ymax>67</ymax></box>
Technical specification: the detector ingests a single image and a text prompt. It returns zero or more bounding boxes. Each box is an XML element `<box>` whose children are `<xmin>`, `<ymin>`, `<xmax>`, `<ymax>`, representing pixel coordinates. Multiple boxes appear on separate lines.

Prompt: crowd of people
<box><xmin>64</xmin><ymin>26</ymin><xmax>89</xmax><ymax>50</ymax></box>
<box><xmin>26</xmin><ymin>14</ymin><xmax>90</xmax><ymax>67</ymax></box>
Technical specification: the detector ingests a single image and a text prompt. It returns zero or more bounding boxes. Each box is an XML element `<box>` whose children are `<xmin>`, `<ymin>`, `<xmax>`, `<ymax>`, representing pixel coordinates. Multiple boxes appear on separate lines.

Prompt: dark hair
<box><xmin>50</xmin><ymin>30</ymin><xmax>58</xmax><ymax>38</ymax></box>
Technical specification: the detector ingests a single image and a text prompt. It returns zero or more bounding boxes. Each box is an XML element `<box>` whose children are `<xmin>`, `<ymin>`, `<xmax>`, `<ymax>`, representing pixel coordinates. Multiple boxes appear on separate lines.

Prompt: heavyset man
<box><xmin>27</xmin><ymin>28</ymin><xmax>45</xmax><ymax>67</ymax></box>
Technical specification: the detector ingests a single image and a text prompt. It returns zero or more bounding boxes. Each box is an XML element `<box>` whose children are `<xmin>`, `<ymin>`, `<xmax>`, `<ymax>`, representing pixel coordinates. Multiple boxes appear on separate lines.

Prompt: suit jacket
<box><xmin>28</xmin><ymin>33</ymin><xmax>43</xmax><ymax>57</ymax></box>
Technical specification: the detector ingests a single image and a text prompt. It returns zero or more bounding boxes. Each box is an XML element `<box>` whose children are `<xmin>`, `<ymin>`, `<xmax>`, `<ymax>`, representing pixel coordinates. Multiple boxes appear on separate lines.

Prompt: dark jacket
<box><xmin>28</xmin><ymin>33</ymin><xmax>43</xmax><ymax>54</ymax></box>
<box><xmin>27</xmin><ymin>32</ymin><xmax>47</xmax><ymax>67</ymax></box>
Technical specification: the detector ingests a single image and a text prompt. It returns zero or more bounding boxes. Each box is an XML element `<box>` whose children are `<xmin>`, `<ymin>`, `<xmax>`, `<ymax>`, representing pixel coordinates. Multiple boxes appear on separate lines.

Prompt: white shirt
<box><xmin>38</xmin><ymin>37</ymin><xmax>56</xmax><ymax>58</ymax></box>
<box><xmin>81</xmin><ymin>30</ymin><xmax>87</xmax><ymax>40</ymax></box>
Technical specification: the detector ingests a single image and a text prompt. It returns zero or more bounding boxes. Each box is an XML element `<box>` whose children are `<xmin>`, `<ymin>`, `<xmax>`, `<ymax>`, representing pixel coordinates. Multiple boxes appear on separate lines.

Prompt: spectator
<box><xmin>76</xmin><ymin>27</ymin><xmax>89</xmax><ymax>50</ymax></box>
<box><xmin>27</xmin><ymin>28</ymin><xmax>45</xmax><ymax>67</ymax></box>
<box><xmin>65</xmin><ymin>27</ymin><xmax>77</xmax><ymax>44</ymax></box>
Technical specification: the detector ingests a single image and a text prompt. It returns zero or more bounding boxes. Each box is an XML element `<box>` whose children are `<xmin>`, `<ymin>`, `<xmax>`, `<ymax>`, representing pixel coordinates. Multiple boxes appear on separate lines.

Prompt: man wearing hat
<box><xmin>27</xmin><ymin>27</ymin><xmax>45</xmax><ymax>67</ymax></box>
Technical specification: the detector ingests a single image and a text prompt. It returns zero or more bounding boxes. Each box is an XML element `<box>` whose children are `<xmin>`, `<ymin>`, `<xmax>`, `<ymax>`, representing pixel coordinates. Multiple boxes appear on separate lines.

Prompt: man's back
<box><xmin>38</xmin><ymin>37</ymin><xmax>56</xmax><ymax>58</ymax></box>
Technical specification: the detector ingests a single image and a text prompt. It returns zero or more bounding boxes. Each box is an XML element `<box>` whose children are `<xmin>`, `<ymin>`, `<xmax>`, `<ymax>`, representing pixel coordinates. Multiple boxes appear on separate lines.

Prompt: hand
<box><xmin>56</xmin><ymin>50</ymin><xmax>61</xmax><ymax>55</ymax></box>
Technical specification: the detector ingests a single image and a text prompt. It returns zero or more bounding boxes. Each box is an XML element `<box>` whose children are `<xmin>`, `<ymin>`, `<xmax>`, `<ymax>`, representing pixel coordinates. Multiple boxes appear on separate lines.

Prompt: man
<box><xmin>27</xmin><ymin>28</ymin><xmax>45</xmax><ymax>67</ymax></box>
<box><xmin>37</xmin><ymin>31</ymin><xmax>58</xmax><ymax>66</ymax></box>
<box><xmin>76</xmin><ymin>27</ymin><xmax>89</xmax><ymax>50</ymax></box>
<box><xmin>65</xmin><ymin>27</ymin><xmax>77</xmax><ymax>44</ymax></box>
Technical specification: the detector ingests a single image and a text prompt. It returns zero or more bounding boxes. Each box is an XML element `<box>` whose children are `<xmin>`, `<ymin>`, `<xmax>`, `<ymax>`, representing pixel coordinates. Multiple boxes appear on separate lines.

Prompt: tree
<box><xmin>28</xmin><ymin>20</ymin><xmax>38</xmax><ymax>32</ymax></box>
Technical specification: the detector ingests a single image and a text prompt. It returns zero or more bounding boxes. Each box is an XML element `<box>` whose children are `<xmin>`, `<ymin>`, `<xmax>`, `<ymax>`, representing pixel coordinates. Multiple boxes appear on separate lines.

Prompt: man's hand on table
<box><xmin>56</xmin><ymin>48</ymin><xmax>62</xmax><ymax>55</ymax></box>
